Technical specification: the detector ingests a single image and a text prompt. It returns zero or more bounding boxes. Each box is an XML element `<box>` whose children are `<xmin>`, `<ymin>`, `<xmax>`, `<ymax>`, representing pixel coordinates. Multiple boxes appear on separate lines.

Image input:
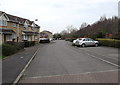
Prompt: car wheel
<box><xmin>81</xmin><ymin>44</ymin><xmax>86</xmax><ymax>47</ymax></box>
<box><xmin>95</xmin><ymin>43</ymin><xmax>98</xmax><ymax>47</ymax></box>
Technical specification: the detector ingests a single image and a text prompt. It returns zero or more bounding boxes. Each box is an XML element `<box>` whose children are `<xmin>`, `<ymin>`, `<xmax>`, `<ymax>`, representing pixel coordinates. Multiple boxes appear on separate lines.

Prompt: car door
<box><xmin>83</xmin><ymin>38</ymin><xmax>90</xmax><ymax>46</ymax></box>
<box><xmin>88</xmin><ymin>38</ymin><xmax>95</xmax><ymax>46</ymax></box>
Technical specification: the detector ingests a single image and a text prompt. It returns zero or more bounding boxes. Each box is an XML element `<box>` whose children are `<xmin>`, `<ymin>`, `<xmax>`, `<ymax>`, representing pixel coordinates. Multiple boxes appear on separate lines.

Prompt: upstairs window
<box><xmin>24</xmin><ymin>23</ymin><xmax>29</xmax><ymax>30</ymax></box>
<box><xmin>0</xmin><ymin>20</ymin><xmax>2</xmax><ymax>26</ymax></box>
<box><xmin>32</xmin><ymin>27</ymin><xmax>35</xmax><ymax>30</ymax></box>
<box><xmin>13</xmin><ymin>23</ymin><xmax>17</xmax><ymax>27</ymax></box>
<box><xmin>0</xmin><ymin>20</ymin><xmax>7</xmax><ymax>26</ymax></box>
<box><xmin>24</xmin><ymin>24</ymin><xmax>28</xmax><ymax>28</ymax></box>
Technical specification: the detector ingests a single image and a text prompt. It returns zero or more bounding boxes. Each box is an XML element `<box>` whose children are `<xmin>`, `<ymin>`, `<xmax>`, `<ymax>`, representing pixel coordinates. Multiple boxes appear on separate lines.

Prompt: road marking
<box><xmin>12</xmin><ymin>46</ymin><xmax>41</xmax><ymax>85</ymax></box>
<box><xmin>23</xmin><ymin>69</ymin><xmax>119</xmax><ymax>79</ymax></box>
<box><xmin>73</xmin><ymin>46</ymin><xmax>119</xmax><ymax>67</ymax></box>
<box><xmin>82</xmin><ymin>50</ymin><xmax>120</xmax><ymax>68</ymax></box>
<box><xmin>79</xmin><ymin>48</ymin><xmax>119</xmax><ymax>61</ymax></box>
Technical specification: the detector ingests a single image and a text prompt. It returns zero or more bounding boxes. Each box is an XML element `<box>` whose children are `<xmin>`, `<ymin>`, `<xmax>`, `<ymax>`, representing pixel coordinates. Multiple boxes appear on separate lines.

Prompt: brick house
<box><xmin>40</xmin><ymin>30</ymin><xmax>53</xmax><ymax>39</ymax></box>
<box><xmin>0</xmin><ymin>11</ymin><xmax>40</xmax><ymax>44</ymax></box>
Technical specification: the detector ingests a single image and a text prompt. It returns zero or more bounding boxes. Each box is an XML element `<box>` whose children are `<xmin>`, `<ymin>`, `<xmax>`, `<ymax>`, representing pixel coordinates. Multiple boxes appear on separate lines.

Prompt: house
<box><xmin>0</xmin><ymin>11</ymin><xmax>40</xmax><ymax>44</ymax></box>
<box><xmin>40</xmin><ymin>30</ymin><xmax>53</xmax><ymax>39</ymax></box>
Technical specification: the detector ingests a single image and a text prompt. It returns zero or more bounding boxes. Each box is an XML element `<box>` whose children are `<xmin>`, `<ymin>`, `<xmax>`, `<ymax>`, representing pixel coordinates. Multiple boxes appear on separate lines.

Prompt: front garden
<box><xmin>1</xmin><ymin>41</ymin><xmax>36</xmax><ymax>59</ymax></box>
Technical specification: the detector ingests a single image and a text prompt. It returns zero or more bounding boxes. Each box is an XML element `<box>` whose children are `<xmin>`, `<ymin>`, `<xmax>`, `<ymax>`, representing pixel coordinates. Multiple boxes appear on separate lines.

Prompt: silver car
<box><xmin>73</xmin><ymin>38</ymin><xmax>99</xmax><ymax>47</ymax></box>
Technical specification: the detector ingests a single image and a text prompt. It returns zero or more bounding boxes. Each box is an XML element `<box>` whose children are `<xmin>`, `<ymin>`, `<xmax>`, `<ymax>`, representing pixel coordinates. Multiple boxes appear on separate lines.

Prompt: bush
<box><xmin>2</xmin><ymin>44</ymin><xmax>18</xmax><ymax>56</ymax></box>
<box><xmin>29</xmin><ymin>41</ymin><xmax>35</xmax><ymax>46</ymax></box>
<box><xmin>96</xmin><ymin>38</ymin><xmax>120</xmax><ymax>48</ymax></box>
<box><xmin>2</xmin><ymin>42</ymin><xmax>24</xmax><ymax>57</ymax></box>
<box><xmin>65</xmin><ymin>38</ymin><xmax>71</xmax><ymax>41</ymax></box>
<box><xmin>24</xmin><ymin>41</ymin><xmax>35</xmax><ymax>47</ymax></box>
<box><xmin>65</xmin><ymin>38</ymin><xmax>76</xmax><ymax>42</ymax></box>
<box><xmin>69</xmin><ymin>38</ymin><xmax>76</xmax><ymax>42</ymax></box>
<box><xmin>5</xmin><ymin>41</ymin><xmax>24</xmax><ymax>50</ymax></box>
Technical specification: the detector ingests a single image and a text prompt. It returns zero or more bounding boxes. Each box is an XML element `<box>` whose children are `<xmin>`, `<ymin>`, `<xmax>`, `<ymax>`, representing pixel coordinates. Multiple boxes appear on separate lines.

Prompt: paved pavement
<box><xmin>19</xmin><ymin>40</ymin><xmax>119</xmax><ymax>83</ymax></box>
<box><xmin>19</xmin><ymin>70</ymin><xmax>119</xmax><ymax>83</ymax></box>
<box><xmin>2</xmin><ymin>43</ymin><xmax>42</xmax><ymax>83</ymax></box>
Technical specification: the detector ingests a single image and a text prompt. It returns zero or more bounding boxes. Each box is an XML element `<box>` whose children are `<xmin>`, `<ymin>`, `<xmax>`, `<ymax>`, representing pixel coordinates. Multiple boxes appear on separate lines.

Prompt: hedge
<box><xmin>5</xmin><ymin>41</ymin><xmax>24</xmax><ymax>50</ymax></box>
<box><xmin>65</xmin><ymin>38</ymin><xmax>76</xmax><ymax>42</ymax></box>
<box><xmin>96</xmin><ymin>38</ymin><xmax>120</xmax><ymax>48</ymax></box>
<box><xmin>2</xmin><ymin>42</ymin><xmax>24</xmax><ymax>57</ymax></box>
<box><xmin>24</xmin><ymin>41</ymin><xmax>35</xmax><ymax>47</ymax></box>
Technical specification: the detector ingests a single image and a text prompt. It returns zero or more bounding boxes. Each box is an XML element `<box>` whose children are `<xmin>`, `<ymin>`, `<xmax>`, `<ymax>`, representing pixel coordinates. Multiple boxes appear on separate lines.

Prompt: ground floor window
<box><xmin>23</xmin><ymin>35</ymin><xmax>28</xmax><ymax>40</ymax></box>
<box><xmin>23</xmin><ymin>35</ymin><xmax>32</xmax><ymax>41</ymax></box>
<box><xmin>35</xmin><ymin>35</ymin><xmax>38</xmax><ymax>40</ymax></box>
<box><xmin>6</xmin><ymin>34</ymin><xmax>12</xmax><ymax>41</ymax></box>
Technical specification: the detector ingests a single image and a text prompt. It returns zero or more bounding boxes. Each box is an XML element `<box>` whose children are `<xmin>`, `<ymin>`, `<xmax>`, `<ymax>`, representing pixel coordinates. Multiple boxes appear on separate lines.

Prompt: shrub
<box><xmin>5</xmin><ymin>41</ymin><xmax>24</xmax><ymax>50</ymax></box>
<box><xmin>96</xmin><ymin>38</ymin><xmax>120</xmax><ymax>48</ymax></box>
<box><xmin>69</xmin><ymin>38</ymin><xmax>76</xmax><ymax>42</ymax></box>
<box><xmin>24</xmin><ymin>41</ymin><xmax>35</xmax><ymax>47</ymax></box>
<box><xmin>29</xmin><ymin>41</ymin><xmax>35</xmax><ymax>46</ymax></box>
<box><xmin>65</xmin><ymin>38</ymin><xmax>76</xmax><ymax>42</ymax></box>
<box><xmin>65</xmin><ymin>38</ymin><xmax>71</xmax><ymax>41</ymax></box>
<box><xmin>2</xmin><ymin>44</ymin><xmax>18</xmax><ymax>56</ymax></box>
<box><xmin>2</xmin><ymin>42</ymin><xmax>24</xmax><ymax>57</ymax></box>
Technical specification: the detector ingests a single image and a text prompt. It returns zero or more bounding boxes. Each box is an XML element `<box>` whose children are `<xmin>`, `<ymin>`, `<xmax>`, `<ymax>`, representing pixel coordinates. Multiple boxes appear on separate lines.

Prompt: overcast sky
<box><xmin>0</xmin><ymin>0</ymin><xmax>119</xmax><ymax>33</ymax></box>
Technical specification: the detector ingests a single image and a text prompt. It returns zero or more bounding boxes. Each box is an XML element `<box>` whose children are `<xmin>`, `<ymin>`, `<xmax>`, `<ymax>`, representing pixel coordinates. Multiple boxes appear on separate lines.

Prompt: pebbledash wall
<box><xmin>0</xmin><ymin>11</ymin><xmax>40</xmax><ymax>44</ymax></box>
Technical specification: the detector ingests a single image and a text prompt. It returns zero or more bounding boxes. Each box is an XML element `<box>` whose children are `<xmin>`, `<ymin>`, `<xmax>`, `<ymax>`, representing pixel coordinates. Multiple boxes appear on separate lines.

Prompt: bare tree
<box><xmin>80</xmin><ymin>22</ymin><xmax>88</xmax><ymax>29</ymax></box>
<box><xmin>66</xmin><ymin>25</ymin><xmax>77</xmax><ymax>33</ymax></box>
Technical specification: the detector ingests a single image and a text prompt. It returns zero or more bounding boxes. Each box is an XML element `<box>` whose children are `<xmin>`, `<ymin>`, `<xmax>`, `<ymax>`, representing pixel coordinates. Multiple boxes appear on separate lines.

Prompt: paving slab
<box><xmin>19</xmin><ymin>70</ymin><xmax>119</xmax><ymax>83</ymax></box>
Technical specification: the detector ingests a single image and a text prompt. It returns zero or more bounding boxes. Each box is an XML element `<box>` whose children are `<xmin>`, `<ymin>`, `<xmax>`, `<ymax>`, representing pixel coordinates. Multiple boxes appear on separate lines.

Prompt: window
<box><xmin>88</xmin><ymin>38</ymin><xmax>94</xmax><ymax>41</ymax></box>
<box><xmin>24</xmin><ymin>25</ymin><xmax>28</xmax><ymax>30</ymax></box>
<box><xmin>24</xmin><ymin>25</ymin><xmax>28</xmax><ymax>28</ymax></box>
<box><xmin>0</xmin><ymin>20</ymin><xmax>7</xmax><ymax>26</ymax></box>
<box><xmin>6</xmin><ymin>35</ymin><xmax>12</xmax><ymax>41</ymax></box>
<box><xmin>32</xmin><ymin>27</ymin><xmax>35</xmax><ymax>30</ymax></box>
<box><xmin>83</xmin><ymin>38</ymin><xmax>89</xmax><ymax>41</ymax></box>
<box><xmin>23</xmin><ymin>35</ymin><xmax>26</xmax><ymax>40</ymax></box>
<box><xmin>13</xmin><ymin>23</ymin><xmax>17</xmax><ymax>27</ymax></box>
<box><xmin>23</xmin><ymin>35</ymin><xmax>29</xmax><ymax>41</ymax></box>
<box><xmin>35</xmin><ymin>35</ymin><xmax>38</xmax><ymax>40</ymax></box>
<box><xmin>0</xmin><ymin>20</ymin><xmax>2</xmax><ymax>26</ymax></box>
<box><xmin>2</xmin><ymin>20</ymin><xmax>7</xmax><ymax>26</ymax></box>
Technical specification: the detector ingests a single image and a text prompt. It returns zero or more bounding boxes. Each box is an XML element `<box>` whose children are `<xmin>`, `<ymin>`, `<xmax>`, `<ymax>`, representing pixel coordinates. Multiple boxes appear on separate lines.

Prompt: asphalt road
<box><xmin>21</xmin><ymin>40</ymin><xmax>118</xmax><ymax>80</ymax></box>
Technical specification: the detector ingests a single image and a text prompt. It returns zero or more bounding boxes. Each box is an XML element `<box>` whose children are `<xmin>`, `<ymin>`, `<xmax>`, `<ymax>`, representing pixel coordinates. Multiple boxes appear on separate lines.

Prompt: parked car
<box><xmin>49</xmin><ymin>38</ymin><xmax>54</xmax><ymax>41</ymax></box>
<box><xmin>39</xmin><ymin>38</ymin><xmax>50</xmax><ymax>43</ymax></box>
<box><xmin>73</xmin><ymin>38</ymin><xmax>99</xmax><ymax>47</ymax></box>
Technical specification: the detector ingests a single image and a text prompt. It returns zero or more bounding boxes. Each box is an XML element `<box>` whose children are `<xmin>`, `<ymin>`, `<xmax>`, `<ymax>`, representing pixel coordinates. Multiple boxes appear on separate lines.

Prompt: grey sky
<box><xmin>0</xmin><ymin>0</ymin><xmax>119</xmax><ymax>33</ymax></box>
<box><xmin>119</xmin><ymin>1</ymin><xmax>120</xmax><ymax>17</ymax></box>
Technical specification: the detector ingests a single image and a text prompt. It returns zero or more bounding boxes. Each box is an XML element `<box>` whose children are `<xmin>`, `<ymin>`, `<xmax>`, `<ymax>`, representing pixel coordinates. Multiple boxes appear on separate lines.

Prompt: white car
<box><xmin>73</xmin><ymin>38</ymin><xmax>99</xmax><ymax>47</ymax></box>
<box><xmin>39</xmin><ymin>38</ymin><xmax>50</xmax><ymax>43</ymax></box>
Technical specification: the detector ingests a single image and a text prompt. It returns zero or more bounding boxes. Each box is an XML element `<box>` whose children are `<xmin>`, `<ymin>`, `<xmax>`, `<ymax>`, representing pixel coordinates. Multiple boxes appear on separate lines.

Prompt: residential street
<box><xmin>19</xmin><ymin>40</ymin><xmax>118</xmax><ymax>83</ymax></box>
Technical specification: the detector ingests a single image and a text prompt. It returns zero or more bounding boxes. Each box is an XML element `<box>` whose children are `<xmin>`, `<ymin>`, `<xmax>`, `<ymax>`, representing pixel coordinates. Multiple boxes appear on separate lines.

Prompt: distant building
<box><xmin>40</xmin><ymin>30</ymin><xmax>53</xmax><ymax>39</ymax></box>
<box><xmin>0</xmin><ymin>11</ymin><xmax>40</xmax><ymax>43</ymax></box>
